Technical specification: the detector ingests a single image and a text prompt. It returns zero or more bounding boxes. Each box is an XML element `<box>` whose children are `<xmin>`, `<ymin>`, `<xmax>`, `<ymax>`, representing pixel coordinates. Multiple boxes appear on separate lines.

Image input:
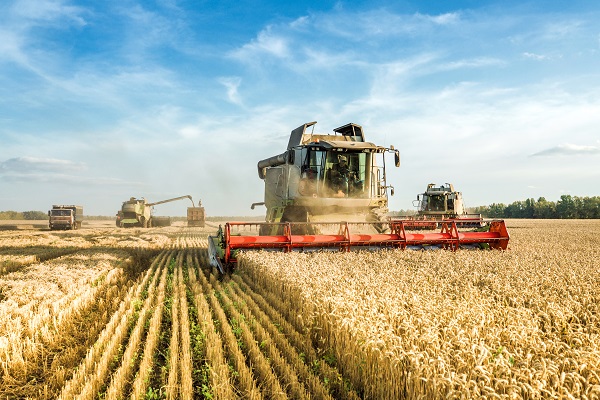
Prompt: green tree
<box><xmin>533</xmin><ymin>197</ymin><xmax>556</xmax><ymax>218</ymax></box>
<box><xmin>556</xmin><ymin>195</ymin><xmax>575</xmax><ymax>218</ymax></box>
<box><xmin>22</xmin><ymin>211</ymin><xmax>49</xmax><ymax>220</ymax></box>
<box><xmin>486</xmin><ymin>203</ymin><xmax>506</xmax><ymax>218</ymax></box>
<box><xmin>0</xmin><ymin>211</ymin><xmax>21</xmax><ymax>220</ymax></box>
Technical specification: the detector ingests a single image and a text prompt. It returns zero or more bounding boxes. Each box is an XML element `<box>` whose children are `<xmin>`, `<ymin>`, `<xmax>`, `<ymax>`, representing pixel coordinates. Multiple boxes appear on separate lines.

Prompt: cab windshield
<box><xmin>51</xmin><ymin>210</ymin><xmax>72</xmax><ymax>216</ymax></box>
<box><xmin>298</xmin><ymin>149</ymin><xmax>368</xmax><ymax>198</ymax></box>
<box><xmin>423</xmin><ymin>195</ymin><xmax>446</xmax><ymax>212</ymax></box>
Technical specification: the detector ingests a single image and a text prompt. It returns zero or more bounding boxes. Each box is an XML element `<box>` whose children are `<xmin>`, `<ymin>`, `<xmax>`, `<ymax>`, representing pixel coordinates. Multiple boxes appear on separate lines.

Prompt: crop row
<box><xmin>0</xmin><ymin>249</ymin><xmax>135</xmax><ymax>398</ymax></box>
<box><xmin>1</xmin><ymin>232</ymin><xmax>357</xmax><ymax>398</ymax></box>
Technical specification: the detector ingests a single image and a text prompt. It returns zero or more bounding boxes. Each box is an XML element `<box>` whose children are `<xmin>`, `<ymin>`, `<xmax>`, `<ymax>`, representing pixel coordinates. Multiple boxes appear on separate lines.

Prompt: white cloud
<box><xmin>0</xmin><ymin>29</ymin><xmax>26</xmax><ymax>64</ymax></box>
<box><xmin>530</xmin><ymin>144</ymin><xmax>600</xmax><ymax>157</ymax></box>
<box><xmin>10</xmin><ymin>0</ymin><xmax>87</xmax><ymax>26</ymax></box>
<box><xmin>0</xmin><ymin>172</ymin><xmax>142</xmax><ymax>186</ymax></box>
<box><xmin>230</xmin><ymin>27</ymin><xmax>290</xmax><ymax>62</ymax></box>
<box><xmin>289</xmin><ymin>16</ymin><xmax>310</xmax><ymax>29</ymax></box>
<box><xmin>218</xmin><ymin>76</ymin><xmax>243</xmax><ymax>105</ymax></box>
<box><xmin>438</xmin><ymin>57</ymin><xmax>506</xmax><ymax>71</ymax></box>
<box><xmin>0</xmin><ymin>156</ymin><xmax>85</xmax><ymax>173</ymax></box>
<box><xmin>523</xmin><ymin>52</ymin><xmax>548</xmax><ymax>60</ymax></box>
<box><xmin>178</xmin><ymin>126</ymin><xmax>202</xmax><ymax>139</ymax></box>
<box><xmin>540</xmin><ymin>20</ymin><xmax>584</xmax><ymax>41</ymax></box>
<box><xmin>419</xmin><ymin>12</ymin><xmax>460</xmax><ymax>25</ymax></box>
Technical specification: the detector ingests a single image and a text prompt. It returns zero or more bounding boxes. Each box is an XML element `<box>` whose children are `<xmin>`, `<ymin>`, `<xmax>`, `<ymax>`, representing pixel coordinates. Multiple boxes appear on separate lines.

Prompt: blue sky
<box><xmin>1</xmin><ymin>0</ymin><xmax>599</xmax><ymax>217</ymax></box>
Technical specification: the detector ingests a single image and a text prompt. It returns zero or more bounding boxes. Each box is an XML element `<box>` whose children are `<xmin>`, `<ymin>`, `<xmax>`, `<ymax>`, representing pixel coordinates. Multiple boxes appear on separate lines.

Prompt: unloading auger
<box><xmin>207</xmin><ymin>219</ymin><xmax>509</xmax><ymax>274</ymax></box>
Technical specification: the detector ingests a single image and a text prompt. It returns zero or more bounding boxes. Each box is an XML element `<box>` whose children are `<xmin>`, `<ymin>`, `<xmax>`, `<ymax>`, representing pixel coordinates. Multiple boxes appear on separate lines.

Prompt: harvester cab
<box><xmin>255</xmin><ymin>121</ymin><xmax>400</xmax><ymax>234</ymax></box>
<box><xmin>208</xmin><ymin>122</ymin><xmax>509</xmax><ymax>274</ymax></box>
<box><xmin>404</xmin><ymin>183</ymin><xmax>484</xmax><ymax>228</ymax></box>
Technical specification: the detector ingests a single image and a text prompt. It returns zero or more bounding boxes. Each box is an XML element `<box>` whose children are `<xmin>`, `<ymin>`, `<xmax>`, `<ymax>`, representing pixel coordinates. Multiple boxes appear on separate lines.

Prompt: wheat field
<box><xmin>0</xmin><ymin>219</ymin><xmax>597</xmax><ymax>399</ymax></box>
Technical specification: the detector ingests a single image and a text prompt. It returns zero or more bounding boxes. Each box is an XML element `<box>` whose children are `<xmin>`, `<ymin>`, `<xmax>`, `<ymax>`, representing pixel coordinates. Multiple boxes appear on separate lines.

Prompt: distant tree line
<box><xmin>470</xmin><ymin>195</ymin><xmax>600</xmax><ymax>219</ymax></box>
<box><xmin>0</xmin><ymin>211</ymin><xmax>118</xmax><ymax>220</ymax></box>
<box><xmin>0</xmin><ymin>211</ymin><xmax>48</xmax><ymax>220</ymax></box>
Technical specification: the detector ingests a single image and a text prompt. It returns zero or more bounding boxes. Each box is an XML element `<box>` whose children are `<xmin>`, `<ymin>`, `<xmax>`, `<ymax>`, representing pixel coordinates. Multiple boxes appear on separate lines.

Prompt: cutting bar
<box><xmin>209</xmin><ymin>220</ymin><xmax>509</xmax><ymax>269</ymax></box>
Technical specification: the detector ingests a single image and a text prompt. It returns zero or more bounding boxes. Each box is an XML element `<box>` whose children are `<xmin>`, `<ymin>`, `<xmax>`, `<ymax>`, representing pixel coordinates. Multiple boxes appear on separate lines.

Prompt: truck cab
<box><xmin>48</xmin><ymin>205</ymin><xmax>83</xmax><ymax>230</ymax></box>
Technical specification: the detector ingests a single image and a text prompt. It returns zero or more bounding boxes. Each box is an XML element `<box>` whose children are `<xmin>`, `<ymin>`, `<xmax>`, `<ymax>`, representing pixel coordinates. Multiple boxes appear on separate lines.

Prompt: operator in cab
<box><xmin>329</xmin><ymin>154</ymin><xmax>360</xmax><ymax>198</ymax></box>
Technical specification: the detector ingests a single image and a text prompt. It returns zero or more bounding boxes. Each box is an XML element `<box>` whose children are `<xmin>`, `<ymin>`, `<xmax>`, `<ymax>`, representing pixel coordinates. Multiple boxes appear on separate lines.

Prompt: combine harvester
<box><xmin>116</xmin><ymin>195</ymin><xmax>195</xmax><ymax>228</ymax></box>
<box><xmin>400</xmin><ymin>183</ymin><xmax>485</xmax><ymax>229</ymax></box>
<box><xmin>208</xmin><ymin>122</ymin><xmax>509</xmax><ymax>274</ymax></box>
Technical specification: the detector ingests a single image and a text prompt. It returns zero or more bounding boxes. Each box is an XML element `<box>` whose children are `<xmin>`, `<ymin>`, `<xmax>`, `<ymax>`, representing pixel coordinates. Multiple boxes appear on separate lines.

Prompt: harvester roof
<box><xmin>425</xmin><ymin>183</ymin><xmax>456</xmax><ymax>193</ymax></box>
<box><xmin>288</xmin><ymin>121</ymin><xmax>381</xmax><ymax>150</ymax></box>
<box><xmin>304</xmin><ymin>139</ymin><xmax>384</xmax><ymax>152</ymax></box>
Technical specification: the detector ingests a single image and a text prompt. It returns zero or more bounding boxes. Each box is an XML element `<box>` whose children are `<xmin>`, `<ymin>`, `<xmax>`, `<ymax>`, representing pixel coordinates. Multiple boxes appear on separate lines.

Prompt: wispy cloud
<box><xmin>10</xmin><ymin>0</ymin><xmax>88</xmax><ymax>27</ymax></box>
<box><xmin>218</xmin><ymin>76</ymin><xmax>243</xmax><ymax>105</ymax></box>
<box><xmin>438</xmin><ymin>57</ymin><xmax>506</xmax><ymax>71</ymax></box>
<box><xmin>418</xmin><ymin>12</ymin><xmax>461</xmax><ymax>25</ymax></box>
<box><xmin>0</xmin><ymin>156</ymin><xmax>85</xmax><ymax>173</ymax></box>
<box><xmin>230</xmin><ymin>27</ymin><xmax>290</xmax><ymax>62</ymax></box>
<box><xmin>522</xmin><ymin>52</ymin><xmax>549</xmax><ymax>60</ymax></box>
<box><xmin>0</xmin><ymin>172</ymin><xmax>144</xmax><ymax>186</ymax></box>
<box><xmin>228</xmin><ymin>10</ymin><xmax>465</xmax><ymax>70</ymax></box>
<box><xmin>0</xmin><ymin>157</ymin><xmax>146</xmax><ymax>187</ymax></box>
<box><xmin>530</xmin><ymin>144</ymin><xmax>600</xmax><ymax>157</ymax></box>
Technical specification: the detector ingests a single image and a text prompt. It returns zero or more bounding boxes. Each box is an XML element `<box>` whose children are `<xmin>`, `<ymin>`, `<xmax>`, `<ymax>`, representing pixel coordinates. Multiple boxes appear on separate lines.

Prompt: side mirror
<box><xmin>394</xmin><ymin>150</ymin><xmax>400</xmax><ymax>167</ymax></box>
<box><xmin>287</xmin><ymin>150</ymin><xmax>295</xmax><ymax>164</ymax></box>
<box><xmin>417</xmin><ymin>194</ymin><xmax>420</xmax><ymax>201</ymax></box>
<box><xmin>390</xmin><ymin>187</ymin><xmax>395</xmax><ymax>196</ymax></box>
